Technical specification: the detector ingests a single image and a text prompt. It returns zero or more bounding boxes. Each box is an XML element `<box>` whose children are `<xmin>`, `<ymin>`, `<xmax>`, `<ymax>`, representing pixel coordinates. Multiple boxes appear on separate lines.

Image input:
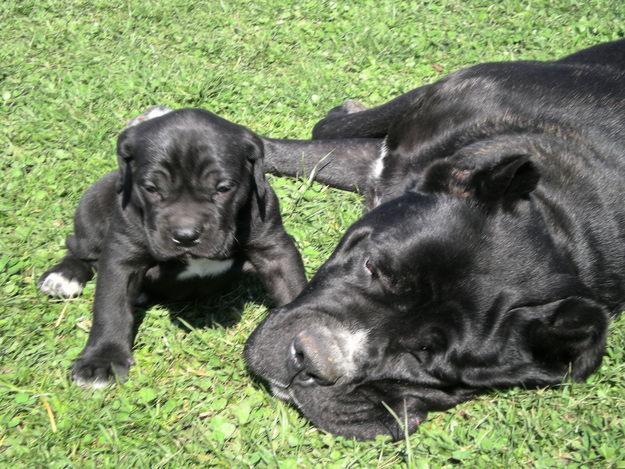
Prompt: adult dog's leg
<box><xmin>311</xmin><ymin>84</ymin><xmax>431</xmax><ymax>139</ymax></box>
<box><xmin>557</xmin><ymin>38</ymin><xmax>625</xmax><ymax>71</ymax></box>
<box><xmin>268</xmin><ymin>85</ymin><xmax>431</xmax><ymax>192</ymax></box>
<box><xmin>39</xmin><ymin>172</ymin><xmax>118</xmax><ymax>298</ymax></box>
<box><xmin>262</xmin><ymin>137</ymin><xmax>382</xmax><ymax>193</ymax></box>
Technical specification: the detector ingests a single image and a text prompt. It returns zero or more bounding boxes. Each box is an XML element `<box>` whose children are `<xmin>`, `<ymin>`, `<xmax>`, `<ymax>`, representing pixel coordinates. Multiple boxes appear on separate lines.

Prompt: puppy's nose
<box><xmin>290</xmin><ymin>331</ymin><xmax>342</xmax><ymax>386</ymax></box>
<box><xmin>171</xmin><ymin>226</ymin><xmax>202</xmax><ymax>246</ymax></box>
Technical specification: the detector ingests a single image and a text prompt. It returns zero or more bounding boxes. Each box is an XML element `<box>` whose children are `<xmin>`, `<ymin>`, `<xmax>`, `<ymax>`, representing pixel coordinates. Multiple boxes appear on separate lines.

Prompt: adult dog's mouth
<box><xmin>270</xmin><ymin>384</ymin><xmax>293</xmax><ymax>402</ymax></box>
<box><xmin>266</xmin><ymin>375</ymin><xmax>430</xmax><ymax>440</ymax></box>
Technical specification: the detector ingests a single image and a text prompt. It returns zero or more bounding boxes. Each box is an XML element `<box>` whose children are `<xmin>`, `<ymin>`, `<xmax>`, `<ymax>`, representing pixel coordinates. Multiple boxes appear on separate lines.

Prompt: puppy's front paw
<box><xmin>72</xmin><ymin>344</ymin><xmax>133</xmax><ymax>389</ymax></box>
<box><xmin>39</xmin><ymin>272</ymin><xmax>84</xmax><ymax>298</ymax></box>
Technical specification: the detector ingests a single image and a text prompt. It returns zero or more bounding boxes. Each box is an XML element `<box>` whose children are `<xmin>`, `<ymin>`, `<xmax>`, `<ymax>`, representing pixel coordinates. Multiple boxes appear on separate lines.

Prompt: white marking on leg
<box><xmin>39</xmin><ymin>272</ymin><xmax>84</xmax><ymax>298</ymax></box>
<box><xmin>371</xmin><ymin>137</ymin><xmax>388</xmax><ymax>179</ymax></box>
<box><xmin>177</xmin><ymin>258</ymin><xmax>234</xmax><ymax>281</ymax></box>
<box><xmin>270</xmin><ymin>385</ymin><xmax>292</xmax><ymax>402</ymax></box>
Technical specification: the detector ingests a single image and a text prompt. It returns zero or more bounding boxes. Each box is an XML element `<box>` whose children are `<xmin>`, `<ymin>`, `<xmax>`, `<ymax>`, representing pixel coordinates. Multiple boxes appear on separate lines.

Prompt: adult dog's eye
<box><xmin>409</xmin><ymin>344</ymin><xmax>433</xmax><ymax>365</ymax></box>
<box><xmin>364</xmin><ymin>258</ymin><xmax>377</xmax><ymax>277</ymax></box>
<box><xmin>144</xmin><ymin>184</ymin><xmax>159</xmax><ymax>194</ymax></box>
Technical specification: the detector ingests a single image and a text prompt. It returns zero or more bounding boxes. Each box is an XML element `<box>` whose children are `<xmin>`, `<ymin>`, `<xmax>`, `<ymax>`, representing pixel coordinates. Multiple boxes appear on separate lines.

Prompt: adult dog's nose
<box><xmin>290</xmin><ymin>330</ymin><xmax>344</xmax><ymax>385</ymax></box>
<box><xmin>171</xmin><ymin>226</ymin><xmax>202</xmax><ymax>246</ymax></box>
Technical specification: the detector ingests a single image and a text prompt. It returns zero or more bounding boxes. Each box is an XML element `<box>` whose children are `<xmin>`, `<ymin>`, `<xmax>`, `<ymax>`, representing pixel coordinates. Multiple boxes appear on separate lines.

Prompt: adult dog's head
<box><xmin>245</xmin><ymin>141</ymin><xmax>610</xmax><ymax>440</ymax></box>
<box><xmin>117</xmin><ymin>108</ymin><xmax>266</xmax><ymax>260</ymax></box>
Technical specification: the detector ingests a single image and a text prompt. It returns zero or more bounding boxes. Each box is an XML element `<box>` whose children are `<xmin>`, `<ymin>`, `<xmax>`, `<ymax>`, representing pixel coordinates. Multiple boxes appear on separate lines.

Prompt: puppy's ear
<box><xmin>115</xmin><ymin>106</ymin><xmax>173</xmax><ymax>208</ymax></box>
<box><xmin>526</xmin><ymin>297</ymin><xmax>608</xmax><ymax>381</ymax></box>
<box><xmin>116</xmin><ymin>126</ymin><xmax>136</xmax><ymax>209</ymax></box>
<box><xmin>422</xmin><ymin>150</ymin><xmax>540</xmax><ymax>207</ymax></box>
<box><xmin>246</xmin><ymin>134</ymin><xmax>267</xmax><ymax>220</ymax></box>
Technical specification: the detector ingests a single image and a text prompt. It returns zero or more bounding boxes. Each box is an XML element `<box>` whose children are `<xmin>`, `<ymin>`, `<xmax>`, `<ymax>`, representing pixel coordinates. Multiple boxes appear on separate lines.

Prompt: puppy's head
<box><xmin>116</xmin><ymin>108</ymin><xmax>266</xmax><ymax>260</ymax></box>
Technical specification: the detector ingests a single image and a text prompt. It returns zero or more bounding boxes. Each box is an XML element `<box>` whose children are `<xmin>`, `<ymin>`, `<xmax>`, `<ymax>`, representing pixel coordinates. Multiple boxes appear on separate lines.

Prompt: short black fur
<box><xmin>40</xmin><ymin>108</ymin><xmax>306</xmax><ymax>388</ymax></box>
<box><xmin>246</xmin><ymin>39</ymin><xmax>625</xmax><ymax>439</ymax></box>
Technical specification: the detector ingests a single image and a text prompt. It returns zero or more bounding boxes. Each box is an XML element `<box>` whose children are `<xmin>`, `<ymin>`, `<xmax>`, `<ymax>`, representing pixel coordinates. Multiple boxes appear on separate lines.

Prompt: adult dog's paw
<box><xmin>324</xmin><ymin>99</ymin><xmax>368</xmax><ymax>118</ymax></box>
<box><xmin>72</xmin><ymin>344</ymin><xmax>134</xmax><ymax>389</ymax></box>
<box><xmin>312</xmin><ymin>99</ymin><xmax>368</xmax><ymax>139</ymax></box>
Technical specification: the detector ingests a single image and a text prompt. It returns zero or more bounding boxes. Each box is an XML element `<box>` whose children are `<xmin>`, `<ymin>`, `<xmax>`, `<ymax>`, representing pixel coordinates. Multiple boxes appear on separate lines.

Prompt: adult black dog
<box><xmin>40</xmin><ymin>107</ymin><xmax>306</xmax><ymax>388</ymax></box>
<box><xmin>245</xmin><ymin>39</ymin><xmax>625</xmax><ymax>439</ymax></box>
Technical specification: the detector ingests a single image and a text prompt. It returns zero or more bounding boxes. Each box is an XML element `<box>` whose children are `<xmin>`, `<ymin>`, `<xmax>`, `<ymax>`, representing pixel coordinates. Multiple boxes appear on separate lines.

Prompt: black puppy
<box><xmin>40</xmin><ymin>107</ymin><xmax>306</xmax><ymax>388</ymax></box>
<box><xmin>245</xmin><ymin>39</ymin><xmax>625</xmax><ymax>439</ymax></box>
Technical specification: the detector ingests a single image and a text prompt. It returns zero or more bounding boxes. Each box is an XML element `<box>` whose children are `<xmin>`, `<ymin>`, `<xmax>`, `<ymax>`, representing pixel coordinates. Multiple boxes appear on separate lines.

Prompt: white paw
<box><xmin>125</xmin><ymin>105</ymin><xmax>173</xmax><ymax>128</ymax></box>
<box><xmin>341</xmin><ymin>99</ymin><xmax>367</xmax><ymax>114</ymax></box>
<box><xmin>39</xmin><ymin>272</ymin><xmax>83</xmax><ymax>298</ymax></box>
<box><xmin>73</xmin><ymin>376</ymin><xmax>111</xmax><ymax>389</ymax></box>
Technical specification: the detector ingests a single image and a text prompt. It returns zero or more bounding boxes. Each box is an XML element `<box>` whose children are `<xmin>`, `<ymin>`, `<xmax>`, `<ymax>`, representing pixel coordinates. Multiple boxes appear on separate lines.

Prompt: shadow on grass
<box><xmin>132</xmin><ymin>273</ymin><xmax>268</xmax><ymax>338</ymax></box>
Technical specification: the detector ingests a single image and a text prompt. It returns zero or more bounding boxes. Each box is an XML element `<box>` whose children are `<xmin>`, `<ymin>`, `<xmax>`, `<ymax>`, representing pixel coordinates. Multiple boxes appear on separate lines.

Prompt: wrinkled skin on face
<box><xmin>117</xmin><ymin>110</ymin><xmax>262</xmax><ymax>261</ymax></box>
<box><xmin>44</xmin><ymin>107</ymin><xmax>307</xmax><ymax>389</ymax></box>
<box><xmin>246</xmin><ymin>191</ymin><xmax>610</xmax><ymax>439</ymax></box>
<box><xmin>246</xmin><ymin>39</ymin><xmax>625</xmax><ymax>439</ymax></box>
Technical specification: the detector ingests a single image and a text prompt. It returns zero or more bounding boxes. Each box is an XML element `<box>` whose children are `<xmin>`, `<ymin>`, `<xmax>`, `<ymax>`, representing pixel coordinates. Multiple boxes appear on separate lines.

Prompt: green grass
<box><xmin>2</xmin><ymin>0</ymin><xmax>625</xmax><ymax>466</ymax></box>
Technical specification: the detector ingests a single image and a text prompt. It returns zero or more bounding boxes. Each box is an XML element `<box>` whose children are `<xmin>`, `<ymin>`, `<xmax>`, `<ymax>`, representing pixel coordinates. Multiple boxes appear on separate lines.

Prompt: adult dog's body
<box><xmin>40</xmin><ymin>108</ymin><xmax>306</xmax><ymax>388</ymax></box>
<box><xmin>246</xmin><ymin>39</ymin><xmax>625</xmax><ymax>439</ymax></box>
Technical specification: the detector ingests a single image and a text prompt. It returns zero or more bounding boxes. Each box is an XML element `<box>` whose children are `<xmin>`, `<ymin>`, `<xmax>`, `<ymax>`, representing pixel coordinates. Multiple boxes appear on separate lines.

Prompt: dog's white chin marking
<box><xmin>270</xmin><ymin>385</ymin><xmax>292</xmax><ymax>402</ymax></box>
<box><xmin>371</xmin><ymin>137</ymin><xmax>388</xmax><ymax>179</ymax></box>
<box><xmin>73</xmin><ymin>376</ymin><xmax>110</xmax><ymax>390</ymax></box>
<box><xmin>39</xmin><ymin>272</ymin><xmax>83</xmax><ymax>298</ymax></box>
<box><xmin>177</xmin><ymin>258</ymin><xmax>234</xmax><ymax>281</ymax></box>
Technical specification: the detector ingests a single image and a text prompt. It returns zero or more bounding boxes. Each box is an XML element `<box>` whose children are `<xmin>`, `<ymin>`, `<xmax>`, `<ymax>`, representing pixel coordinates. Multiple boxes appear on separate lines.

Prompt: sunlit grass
<box><xmin>1</xmin><ymin>0</ymin><xmax>624</xmax><ymax>465</ymax></box>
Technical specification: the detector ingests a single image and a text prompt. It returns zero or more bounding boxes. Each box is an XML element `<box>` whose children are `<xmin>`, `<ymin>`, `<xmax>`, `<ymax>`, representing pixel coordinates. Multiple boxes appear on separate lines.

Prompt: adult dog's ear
<box><xmin>421</xmin><ymin>149</ymin><xmax>540</xmax><ymax>207</ymax></box>
<box><xmin>526</xmin><ymin>297</ymin><xmax>609</xmax><ymax>381</ymax></box>
<box><xmin>246</xmin><ymin>134</ymin><xmax>267</xmax><ymax>219</ymax></box>
<box><xmin>116</xmin><ymin>126</ymin><xmax>136</xmax><ymax>209</ymax></box>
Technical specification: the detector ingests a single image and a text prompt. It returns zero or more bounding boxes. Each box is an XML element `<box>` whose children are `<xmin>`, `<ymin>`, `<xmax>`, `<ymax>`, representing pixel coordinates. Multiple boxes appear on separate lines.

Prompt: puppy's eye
<box><xmin>144</xmin><ymin>185</ymin><xmax>159</xmax><ymax>194</ymax></box>
<box><xmin>216</xmin><ymin>183</ymin><xmax>234</xmax><ymax>194</ymax></box>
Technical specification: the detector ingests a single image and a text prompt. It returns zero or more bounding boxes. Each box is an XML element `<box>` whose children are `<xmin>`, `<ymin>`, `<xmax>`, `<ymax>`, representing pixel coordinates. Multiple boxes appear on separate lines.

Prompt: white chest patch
<box><xmin>177</xmin><ymin>258</ymin><xmax>234</xmax><ymax>281</ymax></box>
